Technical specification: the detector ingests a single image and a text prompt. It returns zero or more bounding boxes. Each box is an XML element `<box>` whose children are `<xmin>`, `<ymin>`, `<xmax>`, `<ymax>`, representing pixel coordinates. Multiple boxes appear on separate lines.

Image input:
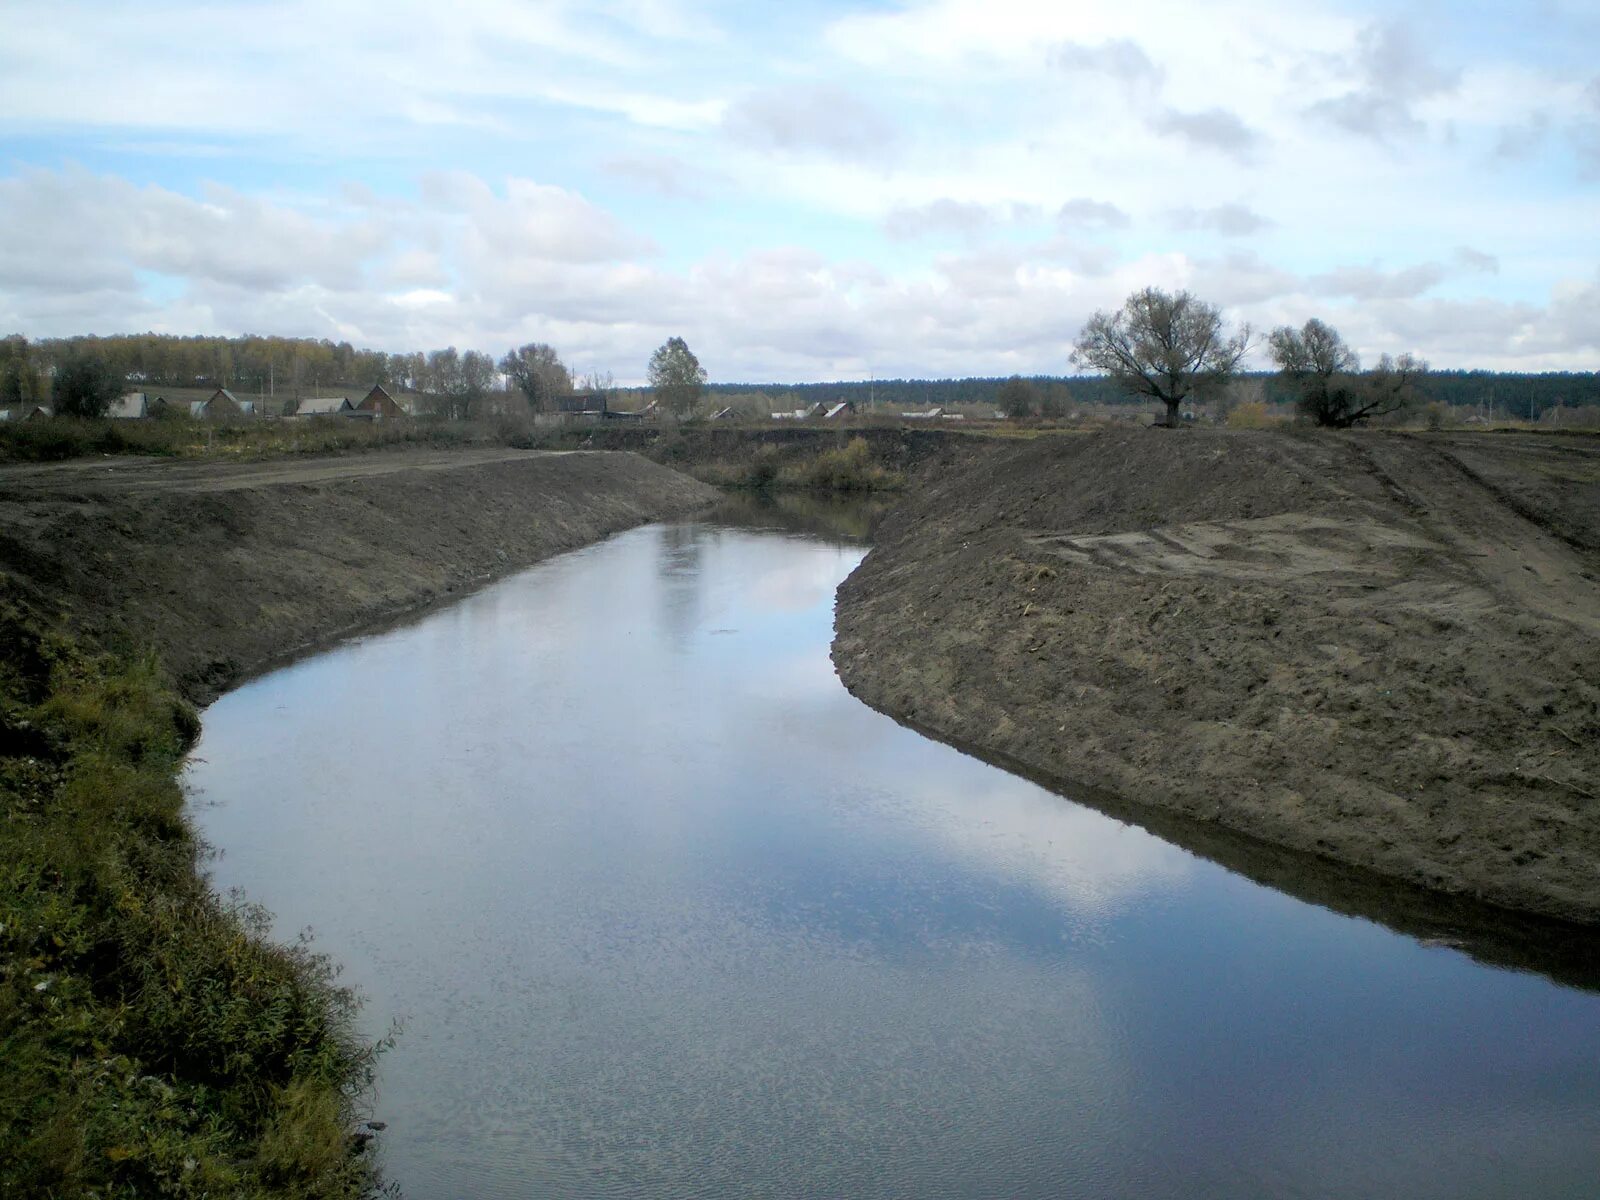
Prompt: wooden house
<box><xmin>192</xmin><ymin>388</ymin><xmax>247</xmax><ymax>420</ymax></box>
<box><xmin>295</xmin><ymin>396</ymin><xmax>356</xmax><ymax>418</ymax></box>
<box><xmin>108</xmin><ymin>393</ymin><xmax>149</xmax><ymax>419</ymax></box>
<box><xmin>555</xmin><ymin>391</ymin><xmax>608</xmax><ymax>415</ymax></box>
<box><xmin>357</xmin><ymin>384</ymin><xmax>406</xmax><ymax>419</ymax></box>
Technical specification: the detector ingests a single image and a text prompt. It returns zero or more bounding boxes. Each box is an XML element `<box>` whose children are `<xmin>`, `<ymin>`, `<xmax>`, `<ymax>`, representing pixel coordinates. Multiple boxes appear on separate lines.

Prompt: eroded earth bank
<box><xmin>833</xmin><ymin>430</ymin><xmax>1600</xmax><ymax>925</ymax></box>
<box><xmin>0</xmin><ymin>448</ymin><xmax>718</xmax><ymax>702</ymax></box>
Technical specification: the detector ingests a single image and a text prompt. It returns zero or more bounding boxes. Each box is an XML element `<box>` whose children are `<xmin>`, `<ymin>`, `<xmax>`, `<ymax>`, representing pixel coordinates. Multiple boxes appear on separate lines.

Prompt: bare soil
<box><xmin>0</xmin><ymin>448</ymin><xmax>718</xmax><ymax>702</ymax></box>
<box><xmin>833</xmin><ymin>430</ymin><xmax>1600</xmax><ymax>924</ymax></box>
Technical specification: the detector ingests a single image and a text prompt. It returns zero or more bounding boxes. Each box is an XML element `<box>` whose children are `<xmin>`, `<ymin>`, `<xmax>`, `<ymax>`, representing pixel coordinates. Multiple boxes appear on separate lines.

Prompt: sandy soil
<box><xmin>0</xmin><ymin>448</ymin><xmax>717</xmax><ymax>702</ymax></box>
<box><xmin>833</xmin><ymin>430</ymin><xmax>1600</xmax><ymax>924</ymax></box>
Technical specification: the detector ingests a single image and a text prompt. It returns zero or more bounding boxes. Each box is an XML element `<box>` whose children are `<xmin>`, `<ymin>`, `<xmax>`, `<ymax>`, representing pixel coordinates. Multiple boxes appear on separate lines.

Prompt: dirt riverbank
<box><xmin>833</xmin><ymin>430</ymin><xmax>1600</xmax><ymax>925</ymax></box>
<box><xmin>0</xmin><ymin>447</ymin><xmax>718</xmax><ymax>702</ymax></box>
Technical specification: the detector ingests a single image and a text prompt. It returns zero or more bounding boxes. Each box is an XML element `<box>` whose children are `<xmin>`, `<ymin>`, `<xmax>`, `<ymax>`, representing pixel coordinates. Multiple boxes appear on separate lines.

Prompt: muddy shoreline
<box><xmin>833</xmin><ymin>429</ymin><xmax>1600</xmax><ymax>925</ymax></box>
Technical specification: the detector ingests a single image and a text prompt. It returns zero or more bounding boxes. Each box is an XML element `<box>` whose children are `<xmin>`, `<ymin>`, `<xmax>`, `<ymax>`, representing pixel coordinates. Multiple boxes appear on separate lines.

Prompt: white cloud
<box><xmin>1305</xmin><ymin>21</ymin><xmax>1460</xmax><ymax>143</ymax></box>
<box><xmin>0</xmin><ymin>2</ymin><xmax>1594</xmax><ymax>380</ymax></box>
<box><xmin>723</xmin><ymin>85</ymin><xmax>900</xmax><ymax>162</ymax></box>
<box><xmin>1056</xmin><ymin>199</ymin><xmax>1131</xmax><ymax>231</ymax></box>
<box><xmin>1168</xmin><ymin>204</ymin><xmax>1274</xmax><ymax>237</ymax></box>
<box><xmin>1150</xmin><ymin>108</ymin><xmax>1263</xmax><ymax>159</ymax></box>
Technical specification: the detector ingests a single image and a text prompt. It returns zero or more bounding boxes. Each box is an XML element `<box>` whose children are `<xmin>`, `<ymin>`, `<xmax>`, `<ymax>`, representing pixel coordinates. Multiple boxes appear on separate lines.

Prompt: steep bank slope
<box><xmin>833</xmin><ymin>430</ymin><xmax>1600</xmax><ymax>924</ymax></box>
<box><xmin>0</xmin><ymin>448</ymin><xmax>718</xmax><ymax>701</ymax></box>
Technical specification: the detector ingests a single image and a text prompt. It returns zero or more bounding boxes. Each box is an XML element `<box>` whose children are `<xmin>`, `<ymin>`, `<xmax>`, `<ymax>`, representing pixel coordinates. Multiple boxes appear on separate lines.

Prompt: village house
<box><xmin>294</xmin><ymin>396</ymin><xmax>356</xmax><ymax>418</ymax></box>
<box><xmin>357</xmin><ymin>384</ymin><xmax>406</xmax><ymax>419</ymax></box>
<box><xmin>191</xmin><ymin>389</ymin><xmax>254</xmax><ymax>420</ymax></box>
<box><xmin>108</xmin><ymin>392</ymin><xmax>149</xmax><ymax>419</ymax></box>
<box><xmin>535</xmin><ymin>391</ymin><xmax>611</xmax><ymax>426</ymax></box>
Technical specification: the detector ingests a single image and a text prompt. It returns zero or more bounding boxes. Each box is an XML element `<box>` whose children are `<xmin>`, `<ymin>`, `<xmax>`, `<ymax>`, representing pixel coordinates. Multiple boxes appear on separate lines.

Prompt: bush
<box><xmin>0</xmin><ymin>614</ymin><xmax>383</xmax><ymax>1197</ymax></box>
<box><xmin>1225</xmin><ymin>401</ymin><xmax>1280</xmax><ymax>429</ymax></box>
<box><xmin>779</xmin><ymin>437</ymin><xmax>903</xmax><ymax>491</ymax></box>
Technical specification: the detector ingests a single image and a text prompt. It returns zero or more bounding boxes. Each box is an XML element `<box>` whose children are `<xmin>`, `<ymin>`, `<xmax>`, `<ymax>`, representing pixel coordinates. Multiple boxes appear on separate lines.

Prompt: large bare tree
<box><xmin>1269</xmin><ymin>318</ymin><xmax>1425</xmax><ymax>427</ymax></box>
<box><xmin>1071</xmin><ymin>287</ymin><xmax>1251</xmax><ymax>428</ymax></box>
<box><xmin>500</xmin><ymin>343</ymin><xmax>573</xmax><ymax>413</ymax></box>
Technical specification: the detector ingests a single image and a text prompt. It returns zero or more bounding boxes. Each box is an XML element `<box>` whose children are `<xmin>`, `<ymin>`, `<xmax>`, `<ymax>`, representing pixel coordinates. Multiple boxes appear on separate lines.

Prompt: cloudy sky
<box><xmin>2</xmin><ymin>0</ymin><xmax>1597</xmax><ymax>383</ymax></box>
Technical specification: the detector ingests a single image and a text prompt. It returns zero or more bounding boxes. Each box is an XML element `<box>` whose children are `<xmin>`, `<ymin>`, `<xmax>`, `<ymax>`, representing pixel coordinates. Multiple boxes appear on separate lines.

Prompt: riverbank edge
<box><xmin>0</xmin><ymin>450</ymin><xmax>718</xmax><ymax>1195</ymax></box>
<box><xmin>830</xmin><ymin>429</ymin><xmax>1600</xmax><ymax>928</ymax></box>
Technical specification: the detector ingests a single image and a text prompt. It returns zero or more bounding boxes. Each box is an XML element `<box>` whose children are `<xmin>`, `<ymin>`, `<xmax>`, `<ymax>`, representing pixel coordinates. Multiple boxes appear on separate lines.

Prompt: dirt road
<box><xmin>0</xmin><ymin>446</ymin><xmax>556</xmax><ymax>496</ymax></box>
<box><xmin>834</xmin><ymin>430</ymin><xmax>1600</xmax><ymax>924</ymax></box>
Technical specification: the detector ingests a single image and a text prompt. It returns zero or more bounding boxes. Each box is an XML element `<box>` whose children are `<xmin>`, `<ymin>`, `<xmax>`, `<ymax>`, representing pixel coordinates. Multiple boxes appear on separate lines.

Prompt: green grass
<box><xmin>0</xmin><ymin>607</ymin><xmax>385</xmax><ymax>1198</ymax></box>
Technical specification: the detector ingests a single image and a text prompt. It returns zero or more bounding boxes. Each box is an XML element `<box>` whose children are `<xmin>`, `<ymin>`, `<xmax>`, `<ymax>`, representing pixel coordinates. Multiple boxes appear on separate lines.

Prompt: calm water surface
<box><xmin>186</xmin><ymin>501</ymin><xmax>1600</xmax><ymax>1199</ymax></box>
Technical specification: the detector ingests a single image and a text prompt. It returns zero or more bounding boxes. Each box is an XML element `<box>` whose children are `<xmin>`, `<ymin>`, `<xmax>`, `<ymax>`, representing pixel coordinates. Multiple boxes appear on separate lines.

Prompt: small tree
<box><xmin>423</xmin><ymin>347</ymin><xmax>495</xmax><ymax>420</ymax></box>
<box><xmin>500</xmin><ymin>343</ymin><xmax>573</xmax><ymax>413</ymax></box>
<box><xmin>1071</xmin><ymin>287</ymin><xmax>1250</xmax><ymax>428</ymax></box>
<box><xmin>996</xmin><ymin>376</ymin><xmax>1038</xmax><ymax>418</ymax></box>
<box><xmin>52</xmin><ymin>353</ymin><xmax>125</xmax><ymax>418</ymax></box>
<box><xmin>1268</xmin><ymin>318</ymin><xmax>1425</xmax><ymax>427</ymax></box>
<box><xmin>647</xmin><ymin>337</ymin><xmax>707</xmax><ymax>417</ymax></box>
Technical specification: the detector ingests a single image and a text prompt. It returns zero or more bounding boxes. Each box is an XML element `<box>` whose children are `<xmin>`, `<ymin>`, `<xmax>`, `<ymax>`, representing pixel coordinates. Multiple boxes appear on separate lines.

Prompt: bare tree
<box><xmin>423</xmin><ymin>347</ymin><xmax>496</xmax><ymax>419</ymax></box>
<box><xmin>1071</xmin><ymin>287</ymin><xmax>1250</xmax><ymax>428</ymax></box>
<box><xmin>1269</xmin><ymin>318</ymin><xmax>1425</xmax><ymax>427</ymax></box>
<box><xmin>500</xmin><ymin>343</ymin><xmax>573</xmax><ymax>413</ymax></box>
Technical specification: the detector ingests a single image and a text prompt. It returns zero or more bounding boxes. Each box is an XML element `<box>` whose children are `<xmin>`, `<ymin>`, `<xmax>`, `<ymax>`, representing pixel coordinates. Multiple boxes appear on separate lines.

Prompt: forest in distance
<box><xmin>3</xmin><ymin>330</ymin><xmax>1598</xmax><ymax>421</ymax></box>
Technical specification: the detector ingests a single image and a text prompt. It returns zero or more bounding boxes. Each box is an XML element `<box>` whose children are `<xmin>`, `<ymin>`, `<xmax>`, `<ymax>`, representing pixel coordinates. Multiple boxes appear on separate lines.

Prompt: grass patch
<box><xmin>688</xmin><ymin>437</ymin><xmax>905</xmax><ymax>492</ymax></box>
<box><xmin>0</xmin><ymin>606</ymin><xmax>384</xmax><ymax>1198</ymax></box>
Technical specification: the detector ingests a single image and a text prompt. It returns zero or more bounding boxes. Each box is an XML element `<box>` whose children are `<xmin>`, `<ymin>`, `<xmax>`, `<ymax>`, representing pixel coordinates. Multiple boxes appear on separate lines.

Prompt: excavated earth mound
<box><xmin>0</xmin><ymin>448</ymin><xmax>717</xmax><ymax>702</ymax></box>
<box><xmin>833</xmin><ymin>430</ymin><xmax>1600</xmax><ymax>924</ymax></box>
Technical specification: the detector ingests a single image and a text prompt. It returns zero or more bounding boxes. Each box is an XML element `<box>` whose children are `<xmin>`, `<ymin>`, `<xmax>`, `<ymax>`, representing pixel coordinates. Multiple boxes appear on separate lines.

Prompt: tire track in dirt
<box><xmin>1349</xmin><ymin>435</ymin><xmax>1600</xmax><ymax>636</ymax></box>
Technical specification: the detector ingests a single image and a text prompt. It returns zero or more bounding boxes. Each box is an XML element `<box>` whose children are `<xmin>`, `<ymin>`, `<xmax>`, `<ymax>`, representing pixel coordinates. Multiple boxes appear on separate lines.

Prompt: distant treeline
<box><xmin>693</xmin><ymin>372</ymin><xmax>1600</xmax><ymax>417</ymax></box>
<box><xmin>0</xmin><ymin>333</ymin><xmax>488</xmax><ymax>408</ymax></box>
<box><xmin>3</xmin><ymin>333</ymin><xmax>1596</xmax><ymax>417</ymax></box>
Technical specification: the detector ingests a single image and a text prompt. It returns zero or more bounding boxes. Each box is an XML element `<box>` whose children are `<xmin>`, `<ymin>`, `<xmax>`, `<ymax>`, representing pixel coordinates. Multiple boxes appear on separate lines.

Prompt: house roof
<box><xmin>211</xmin><ymin>388</ymin><xmax>239</xmax><ymax>403</ymax></box>
<box><xmin>824</xmin><ymin>402</ymin><xmax>850</xmax><ymax>419</ymax></box>
<box><xmin>108</xmin><ymin>393</ymin><xmax>148</xmax><ymax>419</ymax></box>
<box><xmin>296</xmin><ymin>396</ymin><xmax>353</xmax><ymax>415</ymax></box>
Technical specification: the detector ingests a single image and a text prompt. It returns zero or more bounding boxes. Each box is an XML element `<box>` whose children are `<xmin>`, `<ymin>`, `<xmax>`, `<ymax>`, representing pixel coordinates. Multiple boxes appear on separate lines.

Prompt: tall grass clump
<box><xmin>778</xmin><ymin>437</ymin><xmax>903</xmax><ymax>491</ymax></box>
<box><xmin>0</xmin><ymin>607</ymin><xmax>384</xmax><ymax>1198</ymax></box>
<box><xmin>1224</xmin><ymin>401</ymin><xmax>1282</xmax><ymax>429</ymax></box>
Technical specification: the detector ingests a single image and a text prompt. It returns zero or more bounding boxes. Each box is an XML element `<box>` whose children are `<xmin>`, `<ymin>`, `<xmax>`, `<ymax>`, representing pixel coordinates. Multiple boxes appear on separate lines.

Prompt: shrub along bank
<box><xmin>0</xmin><ymin>609</ymin><xmax>381</xmax><ymax>1197</ymax></box>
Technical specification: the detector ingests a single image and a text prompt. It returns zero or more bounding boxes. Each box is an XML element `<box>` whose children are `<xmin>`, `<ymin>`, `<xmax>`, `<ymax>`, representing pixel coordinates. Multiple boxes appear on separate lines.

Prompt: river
<box><xmin>185</xmin><ymin>496</ymin><xmax>1600</xmax><ymax>1199</ymax></box>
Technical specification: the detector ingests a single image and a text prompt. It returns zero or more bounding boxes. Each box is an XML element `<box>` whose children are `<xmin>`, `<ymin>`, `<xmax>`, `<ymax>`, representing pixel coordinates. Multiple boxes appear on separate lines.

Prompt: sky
<box><xmin>1</xmin><ymin>0</ymin><xmax>1597</xmax><ymax>384</ymax></box>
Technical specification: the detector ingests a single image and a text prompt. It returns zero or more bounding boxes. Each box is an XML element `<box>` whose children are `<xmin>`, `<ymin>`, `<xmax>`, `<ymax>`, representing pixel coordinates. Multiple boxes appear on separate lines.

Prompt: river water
<box><xmin>185</xmin><ymin>497</ymin><xmax>1600</xmax><ymax>1199</ymax></box>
